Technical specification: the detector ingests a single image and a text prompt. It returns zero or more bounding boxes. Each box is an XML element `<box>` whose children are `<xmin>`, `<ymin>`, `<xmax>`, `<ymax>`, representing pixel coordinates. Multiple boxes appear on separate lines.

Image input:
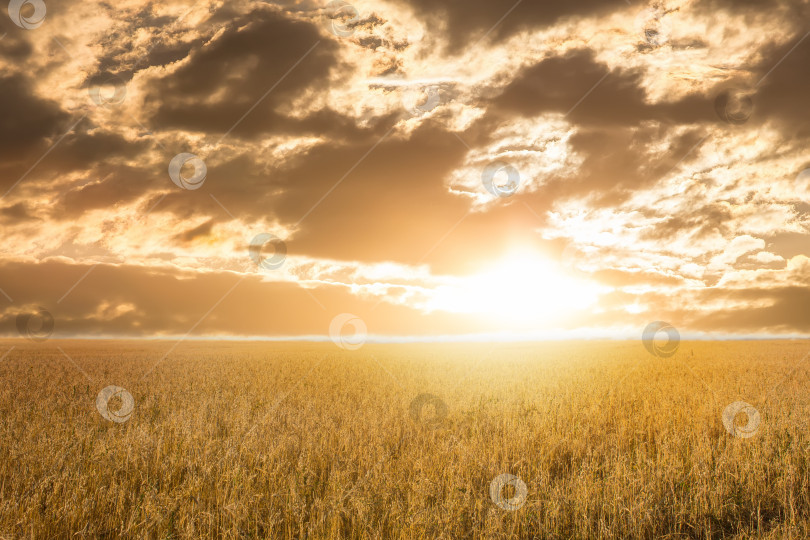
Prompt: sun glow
<box><xmin>426</xmin><ymin>250</ymin><xmax>604</xmax><ymax>325</ymax></box>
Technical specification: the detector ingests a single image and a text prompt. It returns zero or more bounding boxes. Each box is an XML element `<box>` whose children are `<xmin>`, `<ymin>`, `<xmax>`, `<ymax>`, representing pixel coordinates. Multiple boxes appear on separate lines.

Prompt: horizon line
<box><xmin>3</xmin><ymin>332</ymin><xmax>810</xmax><ymax>343</ymax></box>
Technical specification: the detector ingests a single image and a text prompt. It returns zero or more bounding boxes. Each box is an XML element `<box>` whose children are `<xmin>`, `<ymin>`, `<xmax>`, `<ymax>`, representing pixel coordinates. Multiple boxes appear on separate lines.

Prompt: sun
<box><xmin>427</xmin><ymin>249</ymin><xmax>603</xmax><ymax>326</ymax></box>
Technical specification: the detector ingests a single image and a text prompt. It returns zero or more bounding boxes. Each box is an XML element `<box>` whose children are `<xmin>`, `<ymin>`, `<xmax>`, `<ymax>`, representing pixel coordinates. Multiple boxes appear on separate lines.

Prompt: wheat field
<box><xmin>0</xmin><ymin>339</ymin><xmax>808</xmax><ymax>538</ymax></box>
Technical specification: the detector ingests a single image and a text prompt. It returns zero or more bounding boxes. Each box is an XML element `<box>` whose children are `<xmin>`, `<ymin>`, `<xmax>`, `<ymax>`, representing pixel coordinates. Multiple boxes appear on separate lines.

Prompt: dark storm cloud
<box><xmin>55</xmin><ymin>130</ymin><xmax>151</xmax><ymax>170</ymax></box>
<box><xmin>563</xmin><ymin>125</ymin><xmax>706</xmax><ymax>204</ymax></box>
<box><xmin>0</xmin><ymin>15</ymin><xmax>34</xmax><ymax>62</ymax></box>
<box><xmin>492</xmin><ymin>49</ymin><xmax>712</xmax><ymax>127</ymax></box>
<box><xmin>1</xmin><ymin>122</ymin><xmax>151</xmax><ymax>183</ymax></box>
<box><xmin>681</xmin><ymin>0</ymin><xmax>810</xmax><ymax>136</ymax></box>
<box><xmin>91</xmin><ymin>37</ymin><xmax>208</xmax><ymax>85</ymax></box>
<box><xmin>0</xmin><ymin>65</ymin><xmax>152</xmax><ymax>203</ymax></box>
<box><xmin>394</xmin><ymin>0</ymin><xmax>629</xmax><ymax>50</ymax></box>
<box><xmin>59</xmin><ymin>162</ymin><xmax>163</xmax><ymax>218</ymax></box>
<box><xmin>0</xmin><ymin>203</ymin><xmax>37</xmax><ymax>222</ymax></box>
<box><xmin>0</xmin><ymin>75</ymin><xmax>70</xmax><ymax>164</ymax></box>
<box><xmin>147</xmin><ymin>7</ymin><xmax>357</xmax><ymax>140</ymax></box>
<box><xmin>748</xmin><ymin>30</ymin><xmax>810</xmax><ymax>138</ymax></box>
<box><xmin>174</xmin><ymin>219</ymin><xmax>215</xmax><ymax>243</ymax></box>
<box><xmin>1</xmin><ymin>124</ymin><xmax>154</xmax><ymax>218</ymax></box>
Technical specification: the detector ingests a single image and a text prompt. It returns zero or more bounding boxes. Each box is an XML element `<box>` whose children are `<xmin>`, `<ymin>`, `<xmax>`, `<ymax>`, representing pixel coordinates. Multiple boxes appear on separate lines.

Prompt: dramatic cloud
<box><xmin>2</xmin><ymin>0</ymin><xmax>810</xmax><ymax>340</ymax></box>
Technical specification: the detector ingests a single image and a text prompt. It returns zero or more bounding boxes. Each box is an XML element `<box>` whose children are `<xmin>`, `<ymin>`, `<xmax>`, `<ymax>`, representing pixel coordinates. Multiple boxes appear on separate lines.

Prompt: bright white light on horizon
<box><xmin>425</xmin><ymin>249</ymin><xmax>605</xmax><ymax>325</ymax></box>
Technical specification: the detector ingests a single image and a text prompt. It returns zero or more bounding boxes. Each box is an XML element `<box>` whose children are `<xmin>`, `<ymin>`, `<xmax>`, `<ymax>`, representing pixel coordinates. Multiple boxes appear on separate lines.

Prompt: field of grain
<box><xmin>0</xmin><ymin>339</ymin><xmax>808</xmax><ymax>538</ymax></box>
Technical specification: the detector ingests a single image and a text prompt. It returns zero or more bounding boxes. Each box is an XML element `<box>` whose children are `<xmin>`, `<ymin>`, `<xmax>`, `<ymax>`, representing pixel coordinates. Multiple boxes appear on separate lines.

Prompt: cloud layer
<box><xmin>2</xmin><ymin>0</ymin><xmax>810</xmax><ymax>339</ymax></box>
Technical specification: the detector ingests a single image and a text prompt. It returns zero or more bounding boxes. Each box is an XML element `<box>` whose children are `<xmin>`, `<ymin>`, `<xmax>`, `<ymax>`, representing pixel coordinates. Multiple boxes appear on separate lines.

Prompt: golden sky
<box><xmin>2</xmin><ymin>0</ymin><xmax>810</xmax><ymax>340</ymax></box>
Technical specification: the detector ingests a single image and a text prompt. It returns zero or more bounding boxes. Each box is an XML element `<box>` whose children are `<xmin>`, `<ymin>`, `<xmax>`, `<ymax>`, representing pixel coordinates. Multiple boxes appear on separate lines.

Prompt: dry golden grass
<box><xmin>0</xmin><ymin>339</ymin><xmax>809</xmax><ymax>538</ymax></box>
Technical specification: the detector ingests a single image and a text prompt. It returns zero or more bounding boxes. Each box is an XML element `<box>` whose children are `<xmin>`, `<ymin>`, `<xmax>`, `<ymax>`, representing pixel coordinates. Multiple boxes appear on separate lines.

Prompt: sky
<box><xmin>1</xmin><ymin>0</ymin><xmax>810</xmax><ymax>341</ymax></box>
